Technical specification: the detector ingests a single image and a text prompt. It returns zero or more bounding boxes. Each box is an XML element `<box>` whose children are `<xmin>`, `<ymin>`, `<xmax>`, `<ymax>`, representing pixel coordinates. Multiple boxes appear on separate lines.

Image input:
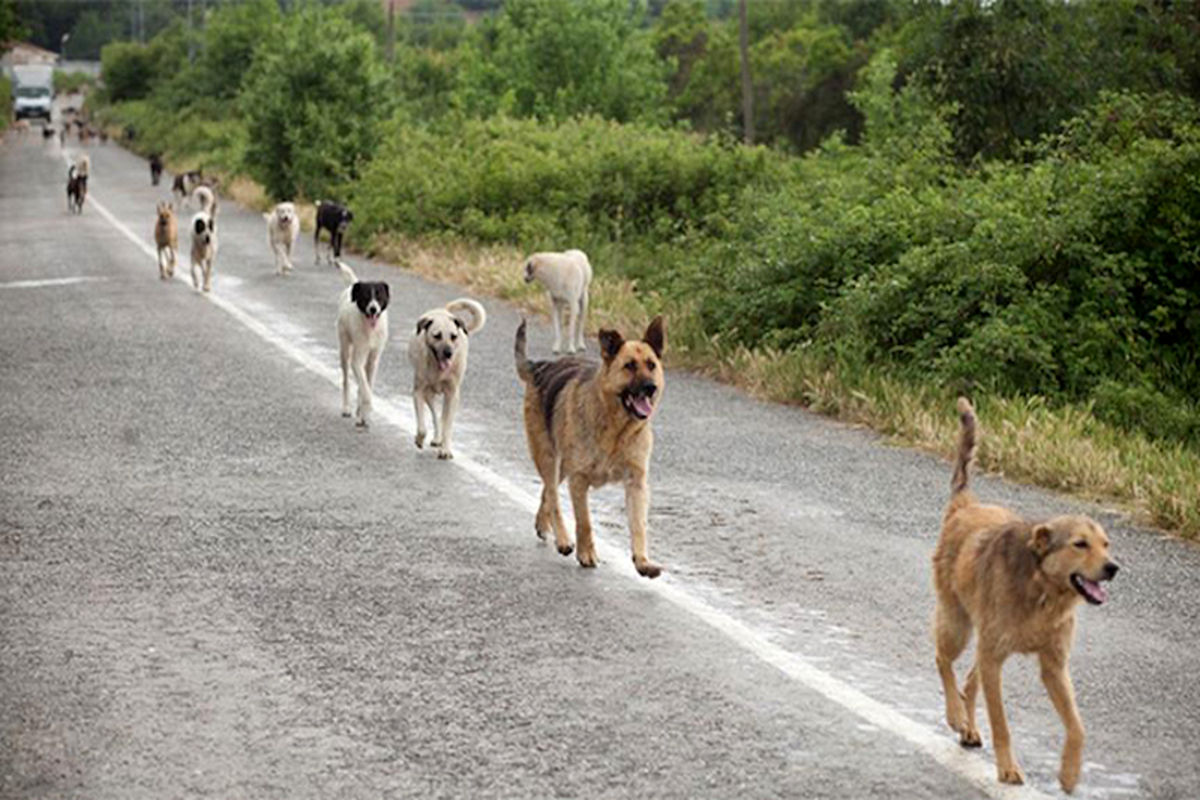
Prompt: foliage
<box><xmin>53</xmin><ymin>70</ymin><xmax>96</xmax><ymax>94</ymax></box>
<box><xmin>239</xmin><ymin>7</ymin><xmax>389</xmax><ymax>200</ymax></box>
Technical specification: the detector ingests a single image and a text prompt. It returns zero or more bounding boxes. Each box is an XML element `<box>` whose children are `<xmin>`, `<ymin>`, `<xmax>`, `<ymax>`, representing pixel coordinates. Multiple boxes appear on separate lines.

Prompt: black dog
<box><xmin>315</xmin><ymin>200</ymin><xmax>354</xmax><ymax>265</ymax></box>
<box><xmin>67</xmin><ymin>166</ymin><xmax>87</xmax><ymax>214</ymax></box>
<box><xmin>149</xmin><ymin>153</ymin><xmax>163</xmax><ymax>186</ymax></box>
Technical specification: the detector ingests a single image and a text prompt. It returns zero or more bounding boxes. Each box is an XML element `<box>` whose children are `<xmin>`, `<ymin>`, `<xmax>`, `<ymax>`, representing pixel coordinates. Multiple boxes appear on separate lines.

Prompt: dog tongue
<box><xmin>632</xmin><ymin>396</ymin><xmax>654</xmax><ymax>418</ymax></box>
<box><xmin>1080</xmin><ymin>577</ymin><xmax>1108</xmax><ymax>605</ymax></box>
<box><xmin>439</xmin><ymin>358</ymin><xmax>452</xmax><ymax>372</ymax></box>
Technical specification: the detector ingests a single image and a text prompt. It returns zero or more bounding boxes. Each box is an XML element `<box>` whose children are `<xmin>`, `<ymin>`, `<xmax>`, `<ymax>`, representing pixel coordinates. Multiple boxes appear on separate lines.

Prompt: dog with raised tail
<box><xmin>189</xmin><ymin>211</ymin><xmax>217</xmax><ymax>292</ymax></box>
<box><xmin>192</xmin><ymin>184</ymin><xmax>217</xmax><ymax>217</ymax></box>
<box><xmin>933</xmin><ymin>397</ymin><xmax>1120</xmax><ymax>793</ymax></box>
<box><xmin>514</xmin><ymin>316</ymin><xmax>666</xmax><ymax>577</ymax></box>
<box><xmin>66</xmin><ymin>154</ymin><xmax>89</xmax><ymax>214</ymax></box>
<box><xmin>523</xmin><ymin>249</ymin><xmax>592</xmax><ymax>353</ymax></box>
<box><xmin>407</xmin><ymin>298</ymin><xmax>487</xmax><ymax>460</ymax></box>
<box><xmin>336</xmin><ymin>261</ymin><xmax>390</xmax><ymax>428</ymax></box>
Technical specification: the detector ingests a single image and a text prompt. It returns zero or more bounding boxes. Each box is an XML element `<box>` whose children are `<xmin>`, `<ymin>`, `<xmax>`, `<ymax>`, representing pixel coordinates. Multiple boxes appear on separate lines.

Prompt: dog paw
<box><xmin>414</xmin><ymin>433</ymin><xmax>425</xmax><ymax>449</ymax></box>
<box><xmin>557</xmin><ymin>541</ymin><xmax>574</xmax><ymax>557</ymax></box>
<box><xmin>436</xmin><ymin>449</ymin><xmax>454</xmax><ymax>460</ymax></box>
<box><xmin>342</xmin><ymin>410</ymin><xmax>352</xmax><ymax>418</ymax></box>
<box><xmin>355</xmin><ymin>419</ymin><xmax>368</xmax><ymax>429</ymax></box>
<box><xmin>958</xmin><ymin>728</ymin><xmax>982</xmax><ymax>748</ymax></box>
<box><xmin>633</xmin><ymin>557</ymin><xmax>662</xmax><ymax>579</ymax></box>
<box><xmin>997</xmin><ymin>763</ymin><xmax>1025</xmax><ymax>786</ymax></box>
<box><xmin>577</xmin><ymin>548</ymin><xmax>597</xmax><ymax>568</ymax></box>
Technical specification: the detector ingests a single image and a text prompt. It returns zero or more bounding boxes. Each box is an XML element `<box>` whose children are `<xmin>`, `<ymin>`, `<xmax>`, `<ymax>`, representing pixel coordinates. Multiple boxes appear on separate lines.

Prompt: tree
<box><xmin>240</xmin><ymin>7</ymin><xmax>390</xmax><ymax>200</ymax></box>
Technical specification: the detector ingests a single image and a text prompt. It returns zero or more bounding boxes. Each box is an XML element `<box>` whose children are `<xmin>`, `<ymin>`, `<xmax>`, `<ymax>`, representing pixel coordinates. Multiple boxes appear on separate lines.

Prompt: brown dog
<box><xmin>154</xmin><ymin>202</ymin><xmax>178</xmax><ymax>279</ymax></box>
<box><xmin>514</xmin><ymin>317</ymin><xmax>665</xmax><ymax>578</ymax></box>
<box><xmin>933</xmin><ymin>397</ymin><xmax>1119</xmax><ymax>793</ymax></box>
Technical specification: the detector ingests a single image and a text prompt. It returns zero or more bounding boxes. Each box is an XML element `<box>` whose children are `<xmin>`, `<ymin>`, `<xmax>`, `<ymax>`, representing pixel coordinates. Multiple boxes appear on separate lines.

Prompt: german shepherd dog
<box><xmin>514</xmin><ymin>317</ymin><xmax>665</xmax><ymax>578</ymax></box>
<box><xmin>933</xmin><ymin>398</ymin><xmax>1120</xmax><ymax>793</ymax></box>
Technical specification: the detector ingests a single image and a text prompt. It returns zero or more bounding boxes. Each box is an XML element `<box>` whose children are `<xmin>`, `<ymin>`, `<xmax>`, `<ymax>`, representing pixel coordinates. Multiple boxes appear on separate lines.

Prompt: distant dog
<box><xmin>42</xmin><ymin>126</ymin><xmax>55</xmax><ymax>141</ymax></box>
<box><xmin>11</xmin><ymin>119</ymin><xmax>30</xmax><ymax>136</ymax></box>
<box><xmin>192</xmin><ymin>184</ymin><xmax>217</xmax><ymax>217</ymax></box>
<box><xmin>315</xmin><ymin>200</ymin><xmax>353</xmax><ymax>265</ymax></box>
<box><xmin>524</xmin><ymin>249</ymin><xmax>593</xmax><ymax>353</ymax></box>
<box><xmin>149</xmin><ymin>153</ymin><xmax>163</xmax><ymax>186</ymax></box>
<box><xmin>407</xmin><ymin>298</ymin><xmax>487</xmax><ymax>460</ymax></box>
<box><xmin>933</xmin><ymin>397</ymin><xmax>1120</xmax><ymax>793</ymax></box>
<box><xmin>189</xmin><ymin>211</ymin><xmax>217</xmax><ymax>292</ymax></box>
<box><xmin>154</xmin><ymin>202</ymin><xmax>178</xmax><ymax>280</ymax></box>
<box><xmin>172</xmin><ymin>169</ymin><xmax>203</xmax><ymax>206</ymax></box>
<box><xmin>514</xmin><ymin>316</ymin><xmax>666</xmax><ymax>577</ymax></box>
<box><xmin>336</xmin><ymin>261</ymin><xmax>390</xmax><ymax>427</ymax></box>
<box><xmin>66</xmin><ymin>155</ymin><xmax>89</xmax><ymax>214</ymax></box>
<box><xmin>264</xmin><ymin>202</ymin><xmax>300</xmax><ymax>275</ymax></box>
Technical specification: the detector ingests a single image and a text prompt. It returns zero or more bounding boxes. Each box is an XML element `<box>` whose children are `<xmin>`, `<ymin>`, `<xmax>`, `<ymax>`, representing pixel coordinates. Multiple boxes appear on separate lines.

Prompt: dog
<box><xmin>149</xmin><ymin>153</ymin><xmax>163</xmax><ymax>186</ymax></box>
<box><xmin>933</xmin><ymin>397</ymin><xmax>1120</xmax><ymax>793</ymax></box>
<box><xmin>407</xmin><ymin>298</ymin><xmax>487</xmax><ymax>460</ymax></box>
<box><xmin>42</xmin><ymin>125</ymin><xmax>55</xmax><ymax>141</ymax></box>
<box><xmin>66</xmin><ymin>155</ymin><xmax>89</xmax><ymax>214</ymax></box>
<box><xmin>315</xmin><ymin>200</ymin><xmax>353</xmax><ymax>265</ymax></box>
<box><xmin>189</xmin><ymin>211</ymin><xmax>217</xmax><ymax>292</ymax></box>
<box><xmin>336</xmin><ymin>261</ymin><xmax>390</xmax><ymax>427</ymax></box>
<box><xmin>11</xmin><ymin>119</ymin><xmax>30</xmax><ymax>137</ymax></box>
<box><xmin>514</xmin><ymin>316</ymin><xmax>666</xmax><ymax>578</ymax></box>
<box><xmin>154</xmin><ymin>202</ymin><xmax>178</xmax><ymax>280</ymax></box>
<box><xmin>192</xmin><ymin>184</ymin><xmax>217</xmax><ymax>217</ymax></box>
<box><xmin>264</xmin><ymin>202</ymin><xmax>300</xmax><ymax>275</ymax></box>
<box><xmin>523</xmin><ymin>249</ymin><xmax>593</xmax><ymax>353</ymax></box>
<box><xmin>172</xmin><ymin>169</ymin><xmax>203</xmax><ymax>207</ymax></box>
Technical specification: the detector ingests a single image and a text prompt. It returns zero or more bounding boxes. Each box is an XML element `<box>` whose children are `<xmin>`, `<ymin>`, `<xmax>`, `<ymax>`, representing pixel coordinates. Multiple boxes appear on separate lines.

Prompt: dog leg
<box><xmin>565</xmin><ymin>299</ymin><xmax>578</xmax><ymax>354</ymax></box>
<box><xmin>935</xmin><ymin>601</ymin><xmax>979</xmax><ymax>746</ymax></box>
<box><xmin>340</xmin><ymin>339</ymin><xmax>353</xmax><ymax>418</ymax></box>
<box><xmin>533</xmin><ymin>455</ymin><xmax>571</xmax><ymax>555</ymax></box>
<box><xmin>624</xmin><ymin>471</ymin><xmax>661</xmax><ymax>578</ymax></box>
<box><xmin>352</xmin><ymin>354</ymin><xmax>372</xmax><ymax>427</ymax></box>
<box><xmin>962</xmin><ymin>661</ymin><xmax>982</xmax><ymax>748</ymax></box>
<box><xmin>550</xmin><ymin>300</ymin><xmax>563</xmax><ymax>354</ymax></box>
<box><xmin>980</xmin><ymin>653</ymin><xmax>1024</xmax><ymax>785</ymax></box>
<box><xmin>575</xmin><ymin>290</ymin><xmax>588</xmax><ymax>352</ymax></box>
<box><xmin>569</xmin><ymin>474</ymin><xmax>596</xmax><ymax>567</ymax></box>
<box><xmin>413</xmin><ymin>389</ymin><xmax>427</xmax><ymax>448</ymax></box>
<box><xmin>426</xmin><ymin>391</ymin><xmax>442</xmax><ymax>448</ymax></box>
<box><xmin>1040</xmin><ymin>649</ymin><xmax>1085</xmax><ymax>793</ymax></box>
<box><xmin>435</xmin><ymin>386</ymin><xmax>459</xmax><ymax>460</ymax></box>
<box><xmin>190</xmin><ymin>257</ymin><xmax>201</xmax><ymax>291</ymax></box>
<box><xmin>202</xmin><ymin>257</ymin><xmax>213</xmax><ymax>293</ymax></box>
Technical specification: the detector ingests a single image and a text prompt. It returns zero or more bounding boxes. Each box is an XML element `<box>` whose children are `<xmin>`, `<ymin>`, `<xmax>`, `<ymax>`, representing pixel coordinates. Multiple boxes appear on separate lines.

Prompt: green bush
<box><xmin>239</xmin><ymin>6</ymin><xmax>389</xmax><ymax>200</ymax></box>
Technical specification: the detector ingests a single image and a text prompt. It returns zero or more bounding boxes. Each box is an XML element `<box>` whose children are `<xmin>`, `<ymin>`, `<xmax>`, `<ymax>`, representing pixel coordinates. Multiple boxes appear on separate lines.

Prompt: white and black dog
<box><xmin>172</xmin><ymin>169</ymin><xmax>204</xmax><ymax>207</ymax></box>
<box><xmin>264</xmin><ymin>201</ymin><xmax>300</xmax><ymax>275</ymax></box>
<box><xmin>66</xmin><ymin>154</ymin><xmax>89</xmax><ymax>215</ymax></box>
<box><xmin>315</xmin><ymin>200</ymin><xmax>353</xmax><ymax>265</ymax></box>
<box><xmin>190</xmin><ymin>211</ymin><xmax>217</xmax><ymax>293</ymax></box>
<box><xmin>336</xmin><ymin>261</ymin><xmax>390</xmax><ymax>427</ymax></box>
<box><xmin>407</xmin><ymin>298</ymin><xmax>486</xmax><ymax>460</ymax></box>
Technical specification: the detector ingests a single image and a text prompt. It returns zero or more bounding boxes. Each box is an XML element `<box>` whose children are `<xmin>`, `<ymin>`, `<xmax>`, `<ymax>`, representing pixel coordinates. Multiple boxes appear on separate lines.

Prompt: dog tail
<box><xmin>446</xmin><ymin>298</ymin><xmax>486</xmax><ymax>334</ymax></box>
<box><xmin>951</xmin><ymin>396</ymin><xmax>977</xmax><ymax>497</ymax></box>
<box><xmin>514</xmin><ymin>319</ymin><xmax>533</xmax><ymax>382</ymax></box>
<box><xmin>336</xmin><ymin>260</ymin><xmax>358</xmax><ymax>285</ymax></box>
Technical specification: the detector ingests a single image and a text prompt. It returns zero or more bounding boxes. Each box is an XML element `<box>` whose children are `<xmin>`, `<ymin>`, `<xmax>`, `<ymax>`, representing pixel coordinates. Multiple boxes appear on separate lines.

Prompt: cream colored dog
<box><xmin>408</xmin><ymin>298</ymin><xmax>487</xmax><ymax>460</ymax></box>
<box><xmin>523</xmin><ymin>249</ymin><xmax>592</xmax><ymax>353</ymax></box>
<box><xmin>189</xmin><ymin>211</ymin><xmax>217</xmax><ymax>292</ymax></box>
<box><xmin>192</xmin><ymin>184</ymin><xmax>217</xmax><ymax>217</ymax></box>
<box><xmin>264</xmin><ymin>202</ymin><xmax>300</xmax><ymax>275</ymax></box>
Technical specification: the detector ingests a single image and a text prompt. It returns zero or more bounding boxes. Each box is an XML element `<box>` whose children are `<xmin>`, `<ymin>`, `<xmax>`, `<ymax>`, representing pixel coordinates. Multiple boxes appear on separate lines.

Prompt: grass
<box><xmin>367</xmin><ymin>232</ymin><xmax>1200</xmax><ymax>541</ymax></box>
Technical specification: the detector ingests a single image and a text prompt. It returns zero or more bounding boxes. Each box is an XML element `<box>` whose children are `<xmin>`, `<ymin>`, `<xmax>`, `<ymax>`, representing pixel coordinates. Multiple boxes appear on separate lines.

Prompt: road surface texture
<box><xmin>1</xmin><ymin>129</ymin><xmax>1197</xmax><ymax>800</ymax></box>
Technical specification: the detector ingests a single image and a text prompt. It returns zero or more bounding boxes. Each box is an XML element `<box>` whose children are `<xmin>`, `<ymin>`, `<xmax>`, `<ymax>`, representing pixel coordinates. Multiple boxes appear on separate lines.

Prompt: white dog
<box><xmin>407</xmin><ymin>298</ymin><xmax>487</xmax><ymax>460</ymax></box>
<box><xmin>264</xmin><ymin>202</ymin><xmax>300</xmax><ymax>275</ymax></box>
<box><xmin>189</xmin><ymin>212</ymin><xmax>217</xmax><ymax>292</ymax></box>
<box><xmin>336</xmin><ymin>261</ymin><xmax>391</xmax><ymax>427</ymax></box>
<box><xmin>523</xmin><ymin>249</ymin><xmax>592</xmax><ymax>353</ymax></box>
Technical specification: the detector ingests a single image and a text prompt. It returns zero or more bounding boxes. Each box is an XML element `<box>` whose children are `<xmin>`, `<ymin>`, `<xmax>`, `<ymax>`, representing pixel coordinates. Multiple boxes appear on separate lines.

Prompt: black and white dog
<box><xmin>336</xmin><ymin>261</ymin><xmax>389</xmax><ymax>427</ymax></box>
<box><xmin>149</xmin><ymin>153</ymin><xmax>163</xmax><ymax>186</ymax></box>
<box><xmin>315</xmin><ymin>200</ymin><xmax>354</xmax><ymax>265</ymax></box>
<box><xmin>172</xmin><ymin>169</ymin><xmax>204</xmax><ymax>207</ymax></box>
<box><xmin>66</xmin><ymin>155</ymin><xmax>89</xmax><ymax>214</ymax></box>
<box><xmin>190</xmin><ymin>212</ymin><xmax>217</xmax><ymax>293</ymax></box>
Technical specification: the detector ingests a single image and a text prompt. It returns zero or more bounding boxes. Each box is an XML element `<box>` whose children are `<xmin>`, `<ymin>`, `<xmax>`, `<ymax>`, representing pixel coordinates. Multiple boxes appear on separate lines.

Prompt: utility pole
<box><xmin>386</xmin><ymin>0</ymin><xmax>396</xmax><ymax>64</ymax></box>
<box><xmin>738</xmin><ymin>0</ymin><xmax>754</xmax><ymax>145</ymax></box>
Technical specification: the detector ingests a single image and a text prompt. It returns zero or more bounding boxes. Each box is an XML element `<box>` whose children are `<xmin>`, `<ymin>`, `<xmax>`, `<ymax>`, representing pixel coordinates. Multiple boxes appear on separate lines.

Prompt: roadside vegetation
<box><xmin>82</xmin><ymin>0</ymin><xmax>1200</xmax><ymax>538</ymax></box>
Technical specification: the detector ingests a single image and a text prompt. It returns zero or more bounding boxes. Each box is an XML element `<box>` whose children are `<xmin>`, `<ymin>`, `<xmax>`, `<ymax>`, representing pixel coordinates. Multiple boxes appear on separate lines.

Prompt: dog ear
<box><xmin>453</xmin><ymin>317</ymin><xmax>468</xmax><ymax>334</ymax></box>
<box><xmin>377</xmin><ymin>283</ymin><xmax>390</xmax><ymax>308</ymax></box>
<box><xmin>194</xmin><ymin>217</ymin><xmax>206</xmax><ymax>236</ymax></box>
<box><xmin>1029</xmin><ymin>523</ymin><xmax>1058</xmax><ymax>558</ymax></box>
<box><xmin>351</xmin><ymin>283</ymin><xmax>367</xmax><ymax>308</ymax></box>
<box><xmin>643</xmin><ymin>316</ymin><xmax>665</xmax><ymax>358</ymax></box>
<box><xmin>416</xmin><ymin>317</ymin><xmax>433</xmax><ymax>335</ymax></box>
<box><xmin>599</xmin><ymin>329</ymin><xmax>625</xmax><ymax>361</ymax></box>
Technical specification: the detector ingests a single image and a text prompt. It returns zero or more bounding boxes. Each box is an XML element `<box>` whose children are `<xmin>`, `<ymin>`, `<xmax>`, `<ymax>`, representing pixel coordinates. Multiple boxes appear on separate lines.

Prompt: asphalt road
<box><xmin>1</xmin><ymin>128</ymin><xmax>1198</xmax><ymax>800</ymax></box>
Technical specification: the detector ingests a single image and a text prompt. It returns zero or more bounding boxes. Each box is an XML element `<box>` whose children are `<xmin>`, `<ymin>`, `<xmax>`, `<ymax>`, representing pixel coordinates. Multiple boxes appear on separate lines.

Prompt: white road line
<box><xmin>0</xmin><ymin>276</ymin><xmax>107</xmax><ymax>289</ymax></box>
<box><xmin>81</xmin><ymin>181</ymin><xmax>1052</xmax><ymax>800</ymax></box>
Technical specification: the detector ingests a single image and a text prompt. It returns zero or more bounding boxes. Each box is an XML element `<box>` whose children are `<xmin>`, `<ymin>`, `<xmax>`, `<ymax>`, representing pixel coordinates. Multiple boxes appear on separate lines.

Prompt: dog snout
<box><xmin>441</xmin><ymin>346</ymin><xmax>454</xmax><ymax>361</ymax></box>
<box><xmin>1103</xmin><ymin>561</ymin><xmax>1120</xmax><ymax>580</ymax></box>
<box><xmin>636</xmin><ymin>381</ymin><xmax>657</xmax><ymax>398</ymax></box>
